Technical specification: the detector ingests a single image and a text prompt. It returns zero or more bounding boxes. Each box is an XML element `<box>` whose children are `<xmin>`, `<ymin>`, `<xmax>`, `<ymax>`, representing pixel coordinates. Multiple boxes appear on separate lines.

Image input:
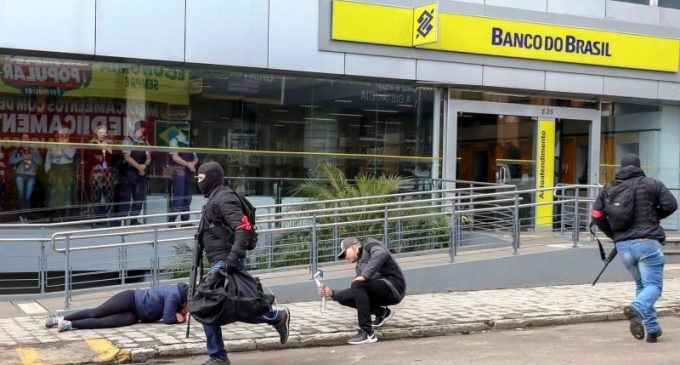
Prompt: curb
<box><xmin>126</xmin><ymin>306</ymin><xmax>680</xmax><ymax>363</ymax></box>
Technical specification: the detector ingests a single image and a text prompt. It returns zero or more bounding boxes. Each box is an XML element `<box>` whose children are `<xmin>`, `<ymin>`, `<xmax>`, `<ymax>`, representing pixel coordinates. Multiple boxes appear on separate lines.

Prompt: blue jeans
<box><xmin>203</xmin><ymin>260</ymin><xmax>280</xmax><ymax>360</ymax></box>
<box><xmin>616</xmin><ymin>239</ymin><xmax>665</xmax><ymax>333</ymax></box>
<box><xmin>168</xmin><ymin>171</ymin><xmax>193</xmax><ymax>222</ymax></box>
<box><xmin>15</xmin><ymin>175</ymin><xmax>36</xmax><ymax>211</ymax></box>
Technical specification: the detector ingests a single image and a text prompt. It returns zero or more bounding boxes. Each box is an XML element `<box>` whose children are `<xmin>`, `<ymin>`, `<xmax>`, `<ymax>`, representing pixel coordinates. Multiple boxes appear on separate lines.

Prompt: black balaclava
<box><xmin>620</xmin><ymin>154</ymin><xmax>641</xmax><ymax>168</ymax></box>
<box><xmin>197</xmin><ymin>161</ymin><xmax>224</xmax><ymax>196</ymax></box>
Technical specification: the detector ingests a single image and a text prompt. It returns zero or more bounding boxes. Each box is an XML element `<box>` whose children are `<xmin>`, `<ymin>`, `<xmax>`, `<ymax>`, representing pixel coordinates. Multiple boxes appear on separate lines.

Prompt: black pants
<box><xmin>334</xmin><ymin>280</ymin><xmax>401</xmax><ymax>333</ymax></box>
<box><xmin>64</xmin><ymin>290</ymin><xmax>139</xmax><ymax>329</ymax></box>
<box><xmin>118</xmin><ymin>171</ymin><xmax>148</xmax><ymax>217</ymax></box>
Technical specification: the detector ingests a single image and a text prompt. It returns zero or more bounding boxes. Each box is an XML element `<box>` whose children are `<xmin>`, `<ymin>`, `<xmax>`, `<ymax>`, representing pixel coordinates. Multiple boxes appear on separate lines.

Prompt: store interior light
<box><xmin>328</xmin><ymin>113</ymin><xmax>362</xmax><ymax>117</ymax></box>
<box><xmin>303</xmin><ymin>117</ymin><xmax>336</xmax><ymax>121</ymax></box>
<box><xmin>363</xmin><ymin>108</ymin><xmax>399</xmax><ymax>113</ymax></box>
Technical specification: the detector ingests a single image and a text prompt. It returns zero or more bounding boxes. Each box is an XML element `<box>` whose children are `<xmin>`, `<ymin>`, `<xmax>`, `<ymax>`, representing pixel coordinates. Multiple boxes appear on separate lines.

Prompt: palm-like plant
<box><xmin>251</xmin><ymin>162</ymin><xmax>450</xmax><ymax>271</ymax></box>
<box><xmin>292</xmin><ymin>162</ymin><xmax>411</xmax><ymax>237</ymax></box>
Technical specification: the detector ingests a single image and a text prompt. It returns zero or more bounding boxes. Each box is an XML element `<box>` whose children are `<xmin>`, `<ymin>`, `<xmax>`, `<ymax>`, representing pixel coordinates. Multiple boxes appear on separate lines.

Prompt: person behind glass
<box><xmin>87</xmin><ymin>125</ymin><xmax>116</xmax><ymax>221</ymax></box>
<box><xmin>318</xmin><ymin>237</ymin><xmax>406</xmax><ymax>345</ymax></box>
<box><xmin>195</xmin><ymin>161</ymin><xmax>290</xmax><ymax>365</ymax></box>
<box><xmin>167</xmin><ymin>126</ymin><xmax>197</xmax><ymax>225</ymax></box>
<box><xmin>9</xmin><ymin>134</ymin><xmax>42</xmax><ymax>222</ymax></box>
<box><xmin>591</xmin><ymin>154</ymin><xmax>678</xmax><ymax>343</ymax></box>
<box><xmin>119</xmin><ymin>120</ymin><xmax>151</xmax><ymax>225</ymax></box>
<box><xmin>43</xmin><ymin>283</ymin><xmax>189</xmax><ymax>332</ymax></box>
<box><xmin>45</xmin><ymin>127</ymin><xmax>76</xmax><ymax>221</ymax></box>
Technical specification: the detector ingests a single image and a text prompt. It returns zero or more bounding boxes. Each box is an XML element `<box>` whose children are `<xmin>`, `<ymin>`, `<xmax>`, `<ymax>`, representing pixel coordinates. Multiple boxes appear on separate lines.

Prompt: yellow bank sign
<box><xmin>535</xmin><ymin>119</ymin><xmax>555</xmax><ymax>227</ymax></box>
<box><xmin>331</xmin><ymin>0</ymin><xmax>680</xmax><ymax>72</ymax></box>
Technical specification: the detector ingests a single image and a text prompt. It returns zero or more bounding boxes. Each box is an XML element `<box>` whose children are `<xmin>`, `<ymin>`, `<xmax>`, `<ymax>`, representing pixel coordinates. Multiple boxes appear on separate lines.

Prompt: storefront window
<box><xmin>600</xmin><ymin>101</ymin><xmax>680</xmax><ymax>229</ymax></box>
<box><xmin>0</xmin><ymin>55</ymin><xmax>437</xmax><ymax>223</ymax></box>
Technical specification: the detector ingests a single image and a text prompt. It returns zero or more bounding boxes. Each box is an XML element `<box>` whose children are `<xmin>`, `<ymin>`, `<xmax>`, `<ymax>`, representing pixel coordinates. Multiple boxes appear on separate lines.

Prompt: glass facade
<box><xmin>0</xmin><ymin>55</ymin><xmax>437</xmax><ymax>223</ymax></box>
<box><xmin>600</xmin><ymin>101</ymin><xmax>680</xmax><ymax>228</ymax></box>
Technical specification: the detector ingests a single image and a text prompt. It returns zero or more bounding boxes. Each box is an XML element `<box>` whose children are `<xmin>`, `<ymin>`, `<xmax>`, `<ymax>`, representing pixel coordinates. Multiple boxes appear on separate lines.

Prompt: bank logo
<box><xmin>412</xmin><ymin>3</ymin><xmax>438</xmax><ymax>46</ymax></box>
<box><xmin>416</xmin><ymin>9</ymin><xmax>434</xmax><ymax>38</ymax></box>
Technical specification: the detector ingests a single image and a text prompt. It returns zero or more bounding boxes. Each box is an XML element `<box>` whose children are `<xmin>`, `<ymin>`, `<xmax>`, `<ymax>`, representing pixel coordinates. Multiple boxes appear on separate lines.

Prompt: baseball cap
<box><xmin>337</xmin><ymin>237</ymin><xmax>360</xmax><ymax>259</ymax></box>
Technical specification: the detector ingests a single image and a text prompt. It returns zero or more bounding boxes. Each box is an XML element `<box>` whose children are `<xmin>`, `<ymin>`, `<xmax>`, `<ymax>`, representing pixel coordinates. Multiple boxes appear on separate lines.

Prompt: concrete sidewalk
<box><xmin>2</xmin><ymin>276</ymin><xmax>680</xmax><ymax>364</ymax></box>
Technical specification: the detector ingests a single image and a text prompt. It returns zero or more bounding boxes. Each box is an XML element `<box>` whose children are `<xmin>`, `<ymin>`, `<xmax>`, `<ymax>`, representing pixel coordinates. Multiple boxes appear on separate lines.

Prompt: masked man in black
<box><xmin>195</xmin><ymin>161</ymin><xmax>290</xmax><ymax>365</ymax></box>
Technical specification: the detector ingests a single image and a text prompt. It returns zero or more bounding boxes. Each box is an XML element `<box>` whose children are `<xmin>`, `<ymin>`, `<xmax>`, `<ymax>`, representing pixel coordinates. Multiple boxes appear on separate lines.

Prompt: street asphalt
<box><xmin>2</xmin><ymin>271</ymin><xmax>680</xmax><ymax>364</ymax></box>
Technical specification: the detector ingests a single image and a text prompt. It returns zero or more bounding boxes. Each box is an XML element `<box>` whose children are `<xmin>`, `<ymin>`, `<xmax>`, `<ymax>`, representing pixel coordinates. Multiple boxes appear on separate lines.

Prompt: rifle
<box><xmin>186</xmin><ymin>213</ymin><xmax>206</xmax><ymax>338</ymax></box>
<box><xmin>591</xmin><ymin>220</ymin><xmax>617</xmax><ymax>286</ymax></box>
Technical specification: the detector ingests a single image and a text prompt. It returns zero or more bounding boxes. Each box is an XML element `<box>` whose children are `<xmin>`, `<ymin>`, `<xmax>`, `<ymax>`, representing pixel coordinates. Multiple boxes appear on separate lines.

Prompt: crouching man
<box><xmin>318</xmin><ymin>237</ymin><xmax>406</xmax><ymax>344</ymax></box>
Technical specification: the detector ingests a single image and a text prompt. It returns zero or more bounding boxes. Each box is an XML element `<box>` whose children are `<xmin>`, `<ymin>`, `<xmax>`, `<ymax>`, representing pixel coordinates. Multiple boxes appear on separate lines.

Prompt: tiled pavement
<box><xmin>2</xmin><ymin>277</ymin><xmax>680</xmax><ymax>364</ymax></box>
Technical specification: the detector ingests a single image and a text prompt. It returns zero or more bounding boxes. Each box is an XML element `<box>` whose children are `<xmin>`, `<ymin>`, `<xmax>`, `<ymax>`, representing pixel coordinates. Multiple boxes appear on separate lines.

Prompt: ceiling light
<box><xmin>303</xmin><ymin>117</ymin><xmax>336</xmax><ymax>121</ymax></box>
<box><xmin>363</xmin><ymin>108</ymin><xmax>399</xmax><ymax>114</ymax></box>
<box><xmin>328</xmin><ymin>113</ymin><xmax>362</xmax><ymax>117</ymax></box>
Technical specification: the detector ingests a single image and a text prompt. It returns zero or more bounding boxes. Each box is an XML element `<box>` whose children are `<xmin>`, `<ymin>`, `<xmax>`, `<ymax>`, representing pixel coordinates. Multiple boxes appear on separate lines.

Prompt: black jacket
<box><xmin>354</xmin><ymin>238</ymin><xmax>406</xmax><ymax>301</ymax></box>
<box><xmin>199</xmin><ymin>186</ymin><xmax>251</xmax><ymax>266</ymax></box>
<box><xmin>592</xmin><ymin>166</ymin><xmax>677</xmax><ymax>242</ymax></box>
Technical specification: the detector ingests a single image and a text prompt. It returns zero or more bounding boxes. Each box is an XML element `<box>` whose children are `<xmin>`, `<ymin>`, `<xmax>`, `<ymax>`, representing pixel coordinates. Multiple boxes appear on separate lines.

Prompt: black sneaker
<box><xmin>647</xmin><ymin>329</ymin><xmax>663</xmax><ymax>343</ymax></box>
<box><xmin>274</xmin><ymin>308</ymin><xmax>290</xmax><ymax>344</ymax></box>
<box><xmin>347</xmin><ymin>329</ymin><xmax>377</xmax><ymax>345</ymax></box>
<box><xmin>623</xmin><ymin>306</ymin><xmax>645</xmax><ymax>340</ymax></box>
<box><xmin>201</xmin><ymin>356</ymin><xmax>230</xmax><ymax>365</ymax></box>
<box><xmin>372</xmin><ymin>307</ymin><xmax>393</xmax><ymax>328</ymax></box>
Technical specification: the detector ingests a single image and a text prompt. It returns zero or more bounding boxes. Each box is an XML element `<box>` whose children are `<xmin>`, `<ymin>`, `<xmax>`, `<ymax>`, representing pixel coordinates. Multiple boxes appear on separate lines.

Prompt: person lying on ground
<box><xmin>44</xmin><ymin>282</ymin><xmax>189</xmax><ymax>332</ymax></box>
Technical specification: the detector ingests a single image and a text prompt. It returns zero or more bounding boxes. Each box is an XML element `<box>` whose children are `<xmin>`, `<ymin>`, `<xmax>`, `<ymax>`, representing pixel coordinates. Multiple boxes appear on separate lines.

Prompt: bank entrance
<box><xmin>444</xmin><ymin>97</ymin><xmax>601</xmax><ymax>228</ymax></box>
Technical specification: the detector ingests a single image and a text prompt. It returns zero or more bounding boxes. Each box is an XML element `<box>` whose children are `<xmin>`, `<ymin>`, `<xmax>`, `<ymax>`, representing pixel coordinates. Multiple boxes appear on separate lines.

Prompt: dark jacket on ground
<box><xmin>354</xmin><ymin>238</ymin><xmax>406</xmax><ymax>301</ymax></box>
<box><xmin>592</xmin><ymin>165</ymin><xmax>677</xmax><ymax>242</ymax></box>
<box><xmin>134</xmin><ymin>284</ymin><xmax>184</xmax><ymax>324</ymax></box>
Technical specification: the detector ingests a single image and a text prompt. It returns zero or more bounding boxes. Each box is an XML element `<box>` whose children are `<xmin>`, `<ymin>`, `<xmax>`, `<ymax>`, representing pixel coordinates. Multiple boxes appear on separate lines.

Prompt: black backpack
<box><xmin>603</xmin><ymin>176</ymin><xmax>644</xmax><ymax>231</ymax></box>
<box><xmin>232</xmin><ymin>191</ymin><xmax>259</xmax><ymax>250</ymax></box>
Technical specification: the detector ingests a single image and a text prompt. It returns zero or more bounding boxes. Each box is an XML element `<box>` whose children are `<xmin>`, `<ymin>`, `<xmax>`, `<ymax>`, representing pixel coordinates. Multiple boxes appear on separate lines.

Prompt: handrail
<box><xmin>6</xmin><ymin>183</ymin><xmax>678</xmax><ymax>307</ymax></box>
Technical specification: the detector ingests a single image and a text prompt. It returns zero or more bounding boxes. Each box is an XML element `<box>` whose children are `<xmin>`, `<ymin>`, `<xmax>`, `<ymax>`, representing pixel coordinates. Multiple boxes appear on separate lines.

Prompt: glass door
<box><xmin>445</xmin><ymin>98</ymin><xmax>601</xmax><ymax>230</ymax></box>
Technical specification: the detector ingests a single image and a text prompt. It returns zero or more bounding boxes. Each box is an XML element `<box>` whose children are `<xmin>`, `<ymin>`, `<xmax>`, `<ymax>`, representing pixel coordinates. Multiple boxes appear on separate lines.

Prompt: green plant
<box><xmin>165</xmin><ymin>241</ymin><xmax>207</xmax><ymax>279</ymax></box>
<box><xmin>252</xmin><ymin>161</ymin><xmax>451</xmax><ymax>269</ymax></box>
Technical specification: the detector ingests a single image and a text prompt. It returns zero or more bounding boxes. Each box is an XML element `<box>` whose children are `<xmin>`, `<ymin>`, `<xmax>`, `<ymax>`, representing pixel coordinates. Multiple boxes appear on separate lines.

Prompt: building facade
<box><xmin>0</xmin><ymin>0</ymin><xmax>679</xmax><ymax>223</ymax></box>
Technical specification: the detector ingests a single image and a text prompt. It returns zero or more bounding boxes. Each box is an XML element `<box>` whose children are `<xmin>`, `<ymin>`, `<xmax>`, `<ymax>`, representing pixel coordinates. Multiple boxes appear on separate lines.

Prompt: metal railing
<box><xmin>4</xmin><ymin>182</ymin><xmax>680</xmax><ymax>309</ymax></box>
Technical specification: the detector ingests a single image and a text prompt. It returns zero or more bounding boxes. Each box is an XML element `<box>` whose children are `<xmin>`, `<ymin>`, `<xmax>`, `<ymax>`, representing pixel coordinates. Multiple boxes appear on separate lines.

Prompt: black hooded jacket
<box><xmin>197</xmin><ymin>162</ymin><xmax>252</xmax><ymax>267</ymax></box>
<box><xmin>592</xmin><ymin>165</ymin><xmax>677</xmax><ymax>242</ymax></box>
<box><xmin>354</xmin><ymin>238</ymin><xmax>406</xmax><ymax>301</ymax></box>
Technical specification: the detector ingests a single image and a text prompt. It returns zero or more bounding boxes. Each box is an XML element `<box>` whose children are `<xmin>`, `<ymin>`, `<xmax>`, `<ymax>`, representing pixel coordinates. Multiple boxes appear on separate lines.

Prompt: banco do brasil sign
<box><xmin>331</xmin><ymin>0</ymin><xmax>679</xmax><ymax>72</ymax></box>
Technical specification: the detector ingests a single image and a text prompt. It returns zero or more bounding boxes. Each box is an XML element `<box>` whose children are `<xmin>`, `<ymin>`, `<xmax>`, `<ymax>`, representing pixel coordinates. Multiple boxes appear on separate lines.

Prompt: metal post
<box><xmin>383</xmin><ymin>205</ymin><xmax>389</xmax><ymax>248</ymax></box>
<box><xmin>311</xmin><ymin>213</ymin><xmax>317</xmax><ymax>275</ymax></box>
<box><xmin>121</xmin><ymin>235</ymin><xmax>127</xmax><ymax>285</ymax></box>
<box><xmin>449</xmin><ymin>198</ymin><xmax>457</xmax><ymax>263</ymax></box>
<box><xmin>153</xmin><ymin>227</ymin><xmax>160</xmax><ymax>287</ymax></box>
<box><xmin>396</xmin><ymin>195</ymin><xmax>403</xmax><ymax>254</ymax></box>
<box><xmin>40</xmin><ymin>242</ymin><xmax>46</xmax><ymax>294</ymax></box>
<box><xmin>40</xmin><ymin>227</ymin><xmax>46</xmax><ymax>294</ymax></box>
<box><xmin>573</xmin><ymin>188</ymin><xmax>581</xmax><ymax>248</ymax></box>
<box><xmin>333</xmin><ymin>201</ymin><xmax>339</xmax><ymax>257</ymax></box>
<box><xmin>512</xmin><ymin>193</ymin><xmax>520</xmax><ymax>255</ymax></box>
<box><xmin>267</xmin><ymin>233</ymin><xmax>273</xmax><ymax>270</ymax></box>
<box><xmin>560</xmin><ymin>192</ymin><xmax>566</xmax><ymax>234</ymax></box>
<box><xmin>64</xmin><ymin>234</ymin><xmax>71</xmax><ymax>310</ymax></box>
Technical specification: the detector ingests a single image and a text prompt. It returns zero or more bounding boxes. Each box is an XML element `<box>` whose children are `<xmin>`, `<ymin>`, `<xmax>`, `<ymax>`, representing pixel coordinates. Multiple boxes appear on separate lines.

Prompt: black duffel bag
<box><xmin>188</xmin><ymin>269</ymin><xmax>275</xmax><ymax>326</ymax></box>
